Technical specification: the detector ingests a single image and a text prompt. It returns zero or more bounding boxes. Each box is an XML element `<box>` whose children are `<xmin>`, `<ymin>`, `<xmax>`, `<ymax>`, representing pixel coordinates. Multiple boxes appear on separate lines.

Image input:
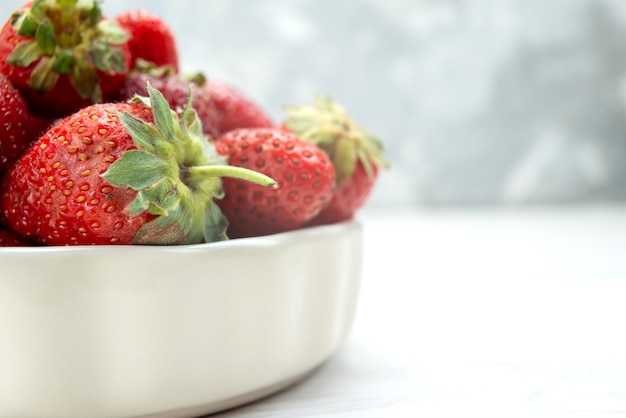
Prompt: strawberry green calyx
<box><xmin>8</xmin><ymin>0</ymin><xmax>129</xmax><ymax>102</ymax></box>
<box><xmin>284</xmin><ymin>95</ymin><xmax>389</xmax><ymax>186</ymax></box>
<box><xmin>102</xmin><ymin>84</ymin><xmax>277</xmax><ymax>245</ymax></box>
<box><xmin>131</xmin><ymin>58</ymin><xmax>177</xmax><ymax>78</ymax></box>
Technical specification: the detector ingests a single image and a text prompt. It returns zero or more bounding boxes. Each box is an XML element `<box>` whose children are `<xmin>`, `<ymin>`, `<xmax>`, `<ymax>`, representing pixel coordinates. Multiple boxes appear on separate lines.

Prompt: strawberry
<box><xmin>115</xmin><ymin>9</ymin><xmax>179</xmax><ymax>72</ymax></box>
<box><xmin>119</xmin><ymin>67</ymin><xmax>220</xmax><ymax>139</ymax></box>
<box><xmin>0</xmin><ymin>73</ymin><xmax>53</xmax><ymax>174</ymax></box>
<box><xmin>0</xmin><ymin>0</ymin><xmax>131</xmax><ymax>118</ymax></box>
<box><xmin>284</xmin><ymin>95</ymin><xmax>388</xmax><ymax>225</ymax></box>
<box><xmin>214</xmin><ymin>127</ymin><xmax>335</xmax><ymax>238</ymax></box>
<box><xmin>204</xmin><ymin>79</ymin><xmax>274</xmax><ymax>137</ymax></box>
<box><xmin>0</xmin><ymin>85</ymin><xmax>275</xmax><ymax>245</ymax></box>
<box><xmin>0</xmin><ymin>224</ymin><xmax>31</xmax><ymax>246</ymax></box>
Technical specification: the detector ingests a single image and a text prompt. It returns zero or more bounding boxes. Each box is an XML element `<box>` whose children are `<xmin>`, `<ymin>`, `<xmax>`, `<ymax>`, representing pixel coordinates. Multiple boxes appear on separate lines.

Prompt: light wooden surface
<box><xmin>211</xmin><ymin>207</ymin><xmax>626</xmax><ymax>417</ymax></box>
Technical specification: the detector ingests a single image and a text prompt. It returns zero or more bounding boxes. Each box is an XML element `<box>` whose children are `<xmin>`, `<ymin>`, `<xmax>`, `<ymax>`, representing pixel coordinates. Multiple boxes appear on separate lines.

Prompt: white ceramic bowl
<box><xmin>0</xmin><ymin>221</ymin><xmax>363</xmax><ymax>418</ymax></box>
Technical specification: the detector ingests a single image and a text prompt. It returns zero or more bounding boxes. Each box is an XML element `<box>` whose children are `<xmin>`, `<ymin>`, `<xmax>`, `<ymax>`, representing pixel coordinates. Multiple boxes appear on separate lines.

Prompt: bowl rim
<box><xmin>0</xmin><ymin>220</ymin><xmax>361</xmax><ymax>255</ymax></box>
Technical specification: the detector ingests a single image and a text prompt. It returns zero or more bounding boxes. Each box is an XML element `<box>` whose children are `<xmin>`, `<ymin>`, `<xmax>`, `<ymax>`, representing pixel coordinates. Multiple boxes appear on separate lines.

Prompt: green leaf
<box><xmin>89</xmin><ymin>39</ymin><xmax>127</xmax><ymax>74</ymax></box>
<box><xmin>7</xmin><ymin>40</ymin><xmax>43</xmax><ymax>67</ymax></box>
<box><xmin>126</xmin><ymin>193</ymin><xmax>149</xmax><ymax>215</ymax></box>
<box><xmin>86</xmin><ymin>0</ymin><xmax>103</xmax><ymax>25</ymax></box>
<box><xmin>35</xmin><ymin>20</ymin><xmax>57</xmax><ymax>55</ymax></box>
<box><xmin>11</xmin><ymin>11</ymin><xmax>25</xmax><ymax>28</ymax></box>
<box><xmin>129</xmin><ymin>93</ymin><xmax>151</xmax><ymax>107</ymax></box>
<box><xmin>117</xmin><ymin>111</ymin><xmax>161</xmax><ymax>153</ymax></box>
<box><xmin>179</xmin><ymin>87</ymin><xmax>204</xmax><ymax>139</ymax></box>
<box><xmin>97</xmin><ymin>20</ymin><xmax>130</xmax><ymax>45</ymax></box>
<box><xmin>51</xmin><ymin>50</ymin><xmax>73</xmax><ymax>74</ymax></box>
<box><xmin>204</xmin><ymin>202</ymin><xmax>229</xmax><ymax>243</ymax></box>
<box><xmin>29</xmin><ymin>57</ymin><xmax>59</xmax><ymax>93</ymax></box>
<box><xmin>139</xmin><ymin>179</ymin><xmax>180</xmax><ymax>216</ymax></box>
<box><xmin>333</xmin><ymin>137</ymin><xmax>357</xmax><ymax>186</ymax></box>
<box><xmin>102</xmin><ymin>150</ymin><xmax>170</xmax><ymax>190</ymax></box>
<box><xmin>16</xmin><ymin>14</ymin><xmax>39</xmax><ymax>37</ymax></box>
<box><xmin>133</xmin><ymin>215</ymin><xmax>187</xmax><ymax>245</ymax></box>
<box><xmin>361</xmin><ymin>133</ymin><xmax>389</xmax><ymax>172</ymax></box>
<box><xmin>88</xmin><ymin>42</ymin><xmax>107</xmax><ymax>72</ymax></box>
<box><xmin>69</xmin><ymin>52</ymin><xmax>101</xmax><ymax>101</ymax></box>
<box><xmin>29</xmin><ymin>0</ymin><xmax>46</xmax><ymax>20</ymax></box>
<box><xmin>57</xmin><ymin>0</ymin><xmax>79</xmax><ymax>8</ymax></box>
<box><xmin>107</xmin><ymin>47</ymin><xmax>127</xmax><ymax>73</ymax></box>
<box><xmin>356</xmin><ymin>147</ymin><xmax>374</xmax><ymax>180</ymax></box>
<box><xmin>147</xmin><ymin>84</ymin><xmax>177</xmax><ymax>142</ymax></box>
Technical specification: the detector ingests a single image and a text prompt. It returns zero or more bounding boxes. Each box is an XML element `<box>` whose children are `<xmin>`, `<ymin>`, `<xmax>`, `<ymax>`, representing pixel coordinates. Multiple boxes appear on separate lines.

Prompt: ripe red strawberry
<box><xmin>119</xmin><ymin>68</ymin><xmax>220</xmax><ymax>139</ymax></box>
<box><xmin>214</xmin><ymin>127</ymin><xmax>335</xmax><ymax>238</ymax></box>
<box><xmin>205</xmin><ymin>79</ymin><xmax>274</xmax><ymax>136</ymax></box>
<box><xmin>0</xmin><ymin>73</ymin><xmax>53</xmax><ymax>174</ymax></box>
<box><xmin>284</xmin><ymin>95</ymin><xmax>388</xmax><ymax>225</ymax></box>
<box><xmin>0</xmin><ymin>224</ymin><xmax>31</xmax><ymax>246</ymax></box>
<box><xmin>0</xmin><ymin>0</ymin><xmax>131</xmax><ymax>118</ymax></box>
<box><xmin>0</xmin><ymin>85</ymin><xmax>275</xmax><ymax>245</ymax></box>
<box><xmin>115</xmin><ymin>9</ymin><xmax>179</xmax><ymax>72</ymax></box>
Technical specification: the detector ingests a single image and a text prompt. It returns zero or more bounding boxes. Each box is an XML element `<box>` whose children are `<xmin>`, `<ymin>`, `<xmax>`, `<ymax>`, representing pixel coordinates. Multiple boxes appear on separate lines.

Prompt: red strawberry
<box><xmin>284</xmin><ymin>95</ymin><xmax>388</xmax><ymax>225</ymax></box>
<box><xmin>0</xmin><ymin>73</ymin><xmax>53</xmax><ymax>174</ymax></box>
<box><xmin>0</xmin><ymin>0</ymin><xmax>131</xmax><ymax>118</ymax></box>
<box><xmin>205</xmin><ymin>79</ymin><xmax>274</xmax><ymax>136</ymax></box>
<box><xmin>0</xmin><ymin>224</ymin><xmax>32</xmax><ymax>246</ymax></box>
<box><xmin>0</xmin><ymin>85</ymin><xmax>275</xmax><ymax>245</ymax></box>
<box><xmin>214</xmin><ymin>127</ymin><xmax>335</xmax><ymax>238</ymax></box>
<box><xmin>119</xmin><ymin>68</ymin><xmax>220</xmax><ymax>139</ymax></box>
<box><xmin>115</xmin><ymin>9</ymin><xmax>179</xmax><ymax>72</ymax></box>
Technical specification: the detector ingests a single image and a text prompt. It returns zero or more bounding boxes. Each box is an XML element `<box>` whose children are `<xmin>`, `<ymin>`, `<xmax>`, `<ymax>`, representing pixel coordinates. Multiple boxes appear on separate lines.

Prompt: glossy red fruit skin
<box><xmin>115</xmin><ymin>9</ymin><xmax>179</xmax><ymax>72</ymax></box>
<box><xmin>0</xmin><ymin>74</ymin><xmax>53</xmax><ymax>174</ymax></box>
<box><xmin>0</xmin><ymin>225</ymin><xmax>32</xmax><ymax>246</ymax></box>
<box><xmin>0</xmin><ymin>10</ymin><xmax>131</xmax><ymax>119</ymax></box>
<box><xmin>214</xmin><ymin>128</ymin><xmax>335</xmax><ymax>238</ymax></box>
<box><xmin>308</xmin><ymin>161</ymin><xmax>378</xmax><ymax>226</ymax></box>
<box><xmin>206</xmin><ymin>80</ymin><xmax>274</xmax><ymax>137</ymax></box>
<box><xmin>0</xmin><ymin>102</ymin><xmax>156</xmax><ymax>245</ymax></box>
<box><xmin>119</xmin><ymin>72</ymin><xmax>220</xmax><ymax>138</ymax></box>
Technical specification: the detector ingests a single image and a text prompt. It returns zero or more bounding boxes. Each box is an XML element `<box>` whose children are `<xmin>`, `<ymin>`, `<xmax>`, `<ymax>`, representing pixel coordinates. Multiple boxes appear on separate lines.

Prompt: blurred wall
<box><xmin>2</xmin><ymin>0</ymin><xmax>626</xmax><ymax>208</ymax></box>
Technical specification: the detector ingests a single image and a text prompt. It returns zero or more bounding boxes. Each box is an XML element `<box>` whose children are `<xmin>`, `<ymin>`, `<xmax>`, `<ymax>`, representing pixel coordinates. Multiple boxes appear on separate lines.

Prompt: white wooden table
<box><xmin>212</xmin><ymin>206</ymin><xmax>626</xmax><ymax>417</ymax></box>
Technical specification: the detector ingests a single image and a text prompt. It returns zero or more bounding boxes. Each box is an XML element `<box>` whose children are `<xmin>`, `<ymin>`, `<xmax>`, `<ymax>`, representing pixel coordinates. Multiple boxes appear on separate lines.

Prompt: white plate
<box><xmin>0</xmin><ymin>221</ymin><xmax>363</xmax><ymax>418</ymax></box>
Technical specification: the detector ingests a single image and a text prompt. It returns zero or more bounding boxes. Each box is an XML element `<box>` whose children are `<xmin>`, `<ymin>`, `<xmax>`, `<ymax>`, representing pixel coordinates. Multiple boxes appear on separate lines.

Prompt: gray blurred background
<box><xmin>3</xmin><ymin>0</ymin><xmax>626</xmax><ymax>209</ymax></box>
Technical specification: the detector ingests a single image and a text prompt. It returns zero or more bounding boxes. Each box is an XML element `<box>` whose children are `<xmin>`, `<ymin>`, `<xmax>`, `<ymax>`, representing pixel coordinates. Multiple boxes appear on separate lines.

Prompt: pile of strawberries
<box><xmin>0</xmin><ymin>0</ymin><xmax>387</xmax><ymax>246</ymax></box>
